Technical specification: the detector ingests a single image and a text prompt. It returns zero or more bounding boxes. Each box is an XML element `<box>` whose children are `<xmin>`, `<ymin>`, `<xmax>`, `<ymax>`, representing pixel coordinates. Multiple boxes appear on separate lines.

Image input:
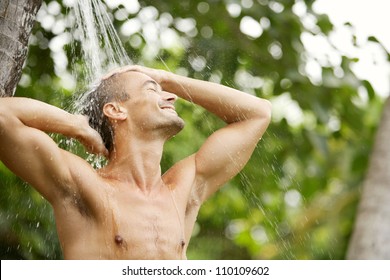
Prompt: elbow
<box><xmin>0</xmin><ymin>97</ymin><xmax>12</xmax><ymax>114</ymax></box>
<box><xmin>263</xmin><ymin>99</ymin><xmax>272</xmax><ymax>121</ymax></box>
<box><xmin>0</xmin><ymin>104</ymin><xmax>6</xmax><ymax>135</ymax></box>
<box><xmin>0</xmin><ymin>99</ymin><xmax>7</xmax><ymax>125</ymax></box>
<box><xmin>255</xmin><ymin>99</ymin><xmax>272</xmax><ymax>124</ymax></box>
<box><xmin>247</xmin><ymin>99</ymin><xmax>272</xmax><ymax>137</ymax></box>
<box><xmin>0</xmin><ymin>98</ymin><xmax>15</xmax><ymax>133</ymax></box>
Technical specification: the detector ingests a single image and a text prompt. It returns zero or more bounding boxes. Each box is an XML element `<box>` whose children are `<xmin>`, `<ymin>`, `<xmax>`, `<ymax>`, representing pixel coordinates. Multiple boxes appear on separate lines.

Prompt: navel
<box><xmin>180</xmin><ymin>239</ymin><xmax>186</xmax><ymax>248</ymax></box>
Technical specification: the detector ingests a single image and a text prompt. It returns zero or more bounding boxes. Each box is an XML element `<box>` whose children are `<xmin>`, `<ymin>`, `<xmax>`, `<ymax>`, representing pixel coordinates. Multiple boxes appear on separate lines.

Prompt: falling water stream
<box><xmin>71</xmin><ymin>0</ymin><xmax>131</xmax><ymax>85</ymax></box>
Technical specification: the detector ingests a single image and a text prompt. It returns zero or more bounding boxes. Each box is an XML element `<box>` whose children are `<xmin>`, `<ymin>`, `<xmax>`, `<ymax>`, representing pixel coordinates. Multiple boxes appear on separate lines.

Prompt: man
<box><xmin>0</xmin><ymin>65</ymin><xmax>271</xmax><ymax>259</ymax></box>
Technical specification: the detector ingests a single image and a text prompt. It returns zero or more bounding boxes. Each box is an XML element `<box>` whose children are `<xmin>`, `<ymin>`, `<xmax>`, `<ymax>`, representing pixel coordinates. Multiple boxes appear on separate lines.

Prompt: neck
<box><xmin>101</xmin><ymin>135</ymin><xmax>166</xmax><ymax>192</ymax></box>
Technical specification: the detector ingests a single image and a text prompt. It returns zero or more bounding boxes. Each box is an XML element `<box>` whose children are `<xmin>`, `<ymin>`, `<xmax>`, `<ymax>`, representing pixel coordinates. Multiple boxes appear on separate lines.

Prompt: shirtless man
<box><xmin>0</xmin><ymin>65</ymin><xmax>271</xmax><ymax>259</ymax></box>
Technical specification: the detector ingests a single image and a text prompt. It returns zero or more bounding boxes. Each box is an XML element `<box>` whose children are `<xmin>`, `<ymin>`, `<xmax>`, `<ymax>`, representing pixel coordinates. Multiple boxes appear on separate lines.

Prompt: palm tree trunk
<box><xmin>0</xmin><ymin>0</ymin><xmax>42</xmax><ymax>97</ymax></box>
<box><xmin>347</xmin><ymin>97</ymin><xmax>390</xmax><ymax>259</ymax></box>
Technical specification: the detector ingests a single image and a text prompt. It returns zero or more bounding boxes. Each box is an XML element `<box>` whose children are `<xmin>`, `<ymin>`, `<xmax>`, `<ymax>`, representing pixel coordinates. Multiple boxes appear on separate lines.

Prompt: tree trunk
<box><xmin>347</xmin><ymin>97</ymin><xmax>390</xmax><ymax>259</ymax></box>
<box><xmin>0</xmin><ymin>0</ymin><xmax>42</xmax><ymax>97</ymax></box>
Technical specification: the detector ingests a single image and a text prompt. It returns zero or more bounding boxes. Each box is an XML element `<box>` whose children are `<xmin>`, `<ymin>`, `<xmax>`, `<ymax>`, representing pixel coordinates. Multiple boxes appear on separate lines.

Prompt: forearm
<box><xmin>161</xmin><ymin>72</ymin><xmax>272</xmax><ymax>124</ymax></box>
<box><xmin>0</xmin><ymin>97</ymin><xmax>83</xmax><ymax>138</ymax></box>
<box><xmin>0</xmin><ymin>97</ymin><xmax>108</xmax><ymax>156</ymax></box>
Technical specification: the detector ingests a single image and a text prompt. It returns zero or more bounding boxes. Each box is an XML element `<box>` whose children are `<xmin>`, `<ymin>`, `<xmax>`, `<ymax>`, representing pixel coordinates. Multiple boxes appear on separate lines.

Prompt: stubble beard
<box><xmin>161</xmin><ymin>116</ymin><xmax>185</xmax><ymax>139</ymax></box>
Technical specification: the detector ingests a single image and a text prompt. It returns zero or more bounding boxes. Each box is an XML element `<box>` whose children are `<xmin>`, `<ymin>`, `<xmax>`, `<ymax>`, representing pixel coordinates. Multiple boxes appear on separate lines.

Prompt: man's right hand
<box><xmin>76</xmin><ymin>115</ymin><xmax>109</xmax><ymax>157</ymax></box>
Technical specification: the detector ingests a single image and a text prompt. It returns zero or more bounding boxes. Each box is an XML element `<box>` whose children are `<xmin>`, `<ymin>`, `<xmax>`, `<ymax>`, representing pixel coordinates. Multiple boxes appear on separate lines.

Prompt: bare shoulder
<box><xmin>163</xmin><ymin>154</ymin><xmax>205</xmax><ymax>210</ymax></box>
<box><xmin>51</xmin><ymin>150</ymin><xmax>104</xmax><ymax>211</ymax></box>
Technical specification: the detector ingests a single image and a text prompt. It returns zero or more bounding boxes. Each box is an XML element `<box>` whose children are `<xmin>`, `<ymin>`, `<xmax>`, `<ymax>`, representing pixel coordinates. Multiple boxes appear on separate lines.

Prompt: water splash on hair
<box><xmin>65</xmin><ymin>0</ymin><xmax>133</xmax><ymax>166</ymax></box>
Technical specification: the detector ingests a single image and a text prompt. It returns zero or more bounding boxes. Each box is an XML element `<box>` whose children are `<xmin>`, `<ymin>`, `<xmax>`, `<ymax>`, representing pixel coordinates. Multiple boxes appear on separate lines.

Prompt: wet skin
<box><xmin>0</xmin><ymin>66</ymin><xmax>271</xmax><ymax>259</ymax></box>
<box><xmin>55</xmin><ymin>163</ymin><xmax>192</xmax><ymax>259</ymax></box>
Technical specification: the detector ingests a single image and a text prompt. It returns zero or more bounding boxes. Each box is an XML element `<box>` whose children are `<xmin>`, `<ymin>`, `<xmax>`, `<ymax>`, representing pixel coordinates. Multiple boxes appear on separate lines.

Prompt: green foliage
<box><xmin>0</xmin><ymin>0</ymin><xmax>386</xmax><ymax>259</ymax></box>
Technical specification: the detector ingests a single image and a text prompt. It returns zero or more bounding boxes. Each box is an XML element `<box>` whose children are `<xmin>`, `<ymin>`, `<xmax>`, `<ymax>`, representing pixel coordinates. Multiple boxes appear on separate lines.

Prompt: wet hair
<box><xmin>79</xmin><ymin>74</ymin><xmax>130</xmax><ymax>152</ymax></box>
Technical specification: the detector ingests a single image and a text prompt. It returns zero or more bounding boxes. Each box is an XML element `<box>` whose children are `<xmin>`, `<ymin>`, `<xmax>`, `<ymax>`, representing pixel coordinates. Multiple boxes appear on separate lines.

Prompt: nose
<box><xmin>163</xmin><ymin>91</ymin><xmax>178</xmax><ymax>104</ymax></box>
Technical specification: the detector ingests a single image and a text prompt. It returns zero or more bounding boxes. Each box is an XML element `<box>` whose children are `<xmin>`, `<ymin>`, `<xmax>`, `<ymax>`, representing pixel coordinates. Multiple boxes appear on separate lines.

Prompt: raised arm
<box><xmin>164</xmin><ymin>71</ymin><xmax>271</xmax><ymax>200</ymax></box>
<box><xmin>0</xmin><ymin>97</ymin><xmax>107</xmax><ymax>202</ymax></box>
<box><xmin>120</xmin><ymin>65</ymin><xmax>271</xmax><ymax>201</ymax></box>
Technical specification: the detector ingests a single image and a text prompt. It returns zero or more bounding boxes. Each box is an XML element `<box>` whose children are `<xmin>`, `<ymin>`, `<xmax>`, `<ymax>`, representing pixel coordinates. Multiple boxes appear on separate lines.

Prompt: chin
<box><xmin>163</xmin><ymin>118</ymin><xmax>185</xmax><ymax>139</ymax></box>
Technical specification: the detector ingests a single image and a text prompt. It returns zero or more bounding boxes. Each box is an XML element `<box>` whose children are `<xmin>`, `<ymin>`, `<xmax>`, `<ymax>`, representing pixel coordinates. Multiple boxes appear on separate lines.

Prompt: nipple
<box><xmin>115</xmin><ymin>234</ymin><xmax>123</xmax><ymax>245</ymax></box>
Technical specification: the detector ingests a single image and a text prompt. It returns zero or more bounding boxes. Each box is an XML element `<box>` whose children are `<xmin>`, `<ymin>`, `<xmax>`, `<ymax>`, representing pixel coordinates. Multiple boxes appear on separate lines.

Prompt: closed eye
<box><xmin>147</xmin><ymin>88</ymin><xmax>163</xmax><ymax>96</ymax></box>
<box><xmin>143</xmin><ymin>80</ymin><xmax>161</xmax><ymax>93</ymax></box>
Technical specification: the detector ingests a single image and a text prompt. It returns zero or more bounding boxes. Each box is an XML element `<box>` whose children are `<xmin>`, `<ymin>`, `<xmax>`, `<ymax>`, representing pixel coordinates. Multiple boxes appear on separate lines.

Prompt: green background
<box><xmin>0</xmin><ymin>0</ymin><xmax>388</xmax><ymax>259</ymax></box>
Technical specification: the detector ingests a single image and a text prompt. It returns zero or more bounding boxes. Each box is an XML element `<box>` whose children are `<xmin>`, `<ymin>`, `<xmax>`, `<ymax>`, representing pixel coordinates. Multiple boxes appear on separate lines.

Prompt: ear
<box><xmin>103</xmin><ymin>102</ymin><xmax>127</xmax><ymax>121</ymax></box>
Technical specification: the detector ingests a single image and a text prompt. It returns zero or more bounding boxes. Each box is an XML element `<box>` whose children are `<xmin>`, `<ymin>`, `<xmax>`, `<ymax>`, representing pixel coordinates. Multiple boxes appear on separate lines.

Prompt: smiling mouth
<box><xmin>160</xmin><ymin>106</ymin><xmax>177</xmax><ymax>114</ymax></box>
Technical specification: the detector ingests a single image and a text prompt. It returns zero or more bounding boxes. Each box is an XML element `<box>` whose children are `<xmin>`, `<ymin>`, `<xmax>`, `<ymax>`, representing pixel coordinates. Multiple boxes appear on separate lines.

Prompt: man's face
<box><xmin>120</xmin><ymin>71</ymin><xmax>185</xmax><ymax>138</ymax></box>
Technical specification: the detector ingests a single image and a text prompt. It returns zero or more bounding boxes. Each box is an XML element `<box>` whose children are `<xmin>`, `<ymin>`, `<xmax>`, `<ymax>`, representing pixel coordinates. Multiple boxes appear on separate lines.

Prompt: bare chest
<box><xmin>94</xmin><ymin>190</ymin><xmax>187</xmax><ymax>259</ymax></box>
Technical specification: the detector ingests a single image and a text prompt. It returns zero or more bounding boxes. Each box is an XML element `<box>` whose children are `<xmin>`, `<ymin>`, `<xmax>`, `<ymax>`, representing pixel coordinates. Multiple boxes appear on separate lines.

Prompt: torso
<box><xmin>52</xmin><ymin>155</ymin><xmax>201</xmax><ymax>260</ymax></box>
